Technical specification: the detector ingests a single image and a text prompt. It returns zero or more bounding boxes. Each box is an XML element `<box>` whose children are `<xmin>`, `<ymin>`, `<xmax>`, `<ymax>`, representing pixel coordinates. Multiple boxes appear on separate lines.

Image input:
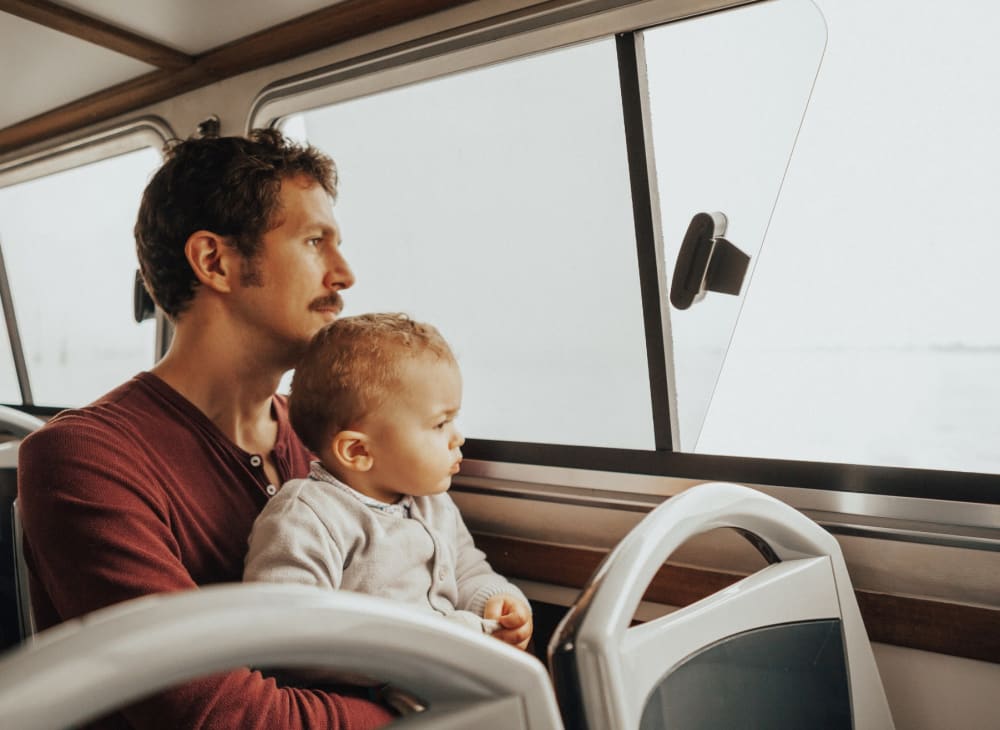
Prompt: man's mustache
<box><xmin>309</xmin><ymin>293</ymin><xmax>343</xmax><ymax>313</ymax></box>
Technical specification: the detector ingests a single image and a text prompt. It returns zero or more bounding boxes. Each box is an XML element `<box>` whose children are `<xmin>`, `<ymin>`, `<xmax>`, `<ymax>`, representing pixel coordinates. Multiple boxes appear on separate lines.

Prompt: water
<box><xmin>697</xmin><ymin>347</ymin><xmax>1000</xmax><ymax>474</ymax></box>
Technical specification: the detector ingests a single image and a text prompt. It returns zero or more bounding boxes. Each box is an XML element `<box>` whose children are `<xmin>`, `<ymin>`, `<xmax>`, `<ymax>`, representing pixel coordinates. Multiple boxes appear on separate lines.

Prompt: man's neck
<box><xmin>151</xmin><ymin>313</ymin><xmax>287</xmax><ymax>454</ymax></box>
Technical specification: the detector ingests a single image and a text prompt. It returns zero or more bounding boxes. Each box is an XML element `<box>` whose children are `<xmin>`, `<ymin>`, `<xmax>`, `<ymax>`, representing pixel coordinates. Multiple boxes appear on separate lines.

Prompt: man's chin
<box><xmin>307</xmin><ymin>313</ymin><xmax>338</xmax><ymax>336</ymax></box>
<box><xmin>287</xmin><ymin>317</ymin><xmax>335</xmax><ymax>357</ymax></box>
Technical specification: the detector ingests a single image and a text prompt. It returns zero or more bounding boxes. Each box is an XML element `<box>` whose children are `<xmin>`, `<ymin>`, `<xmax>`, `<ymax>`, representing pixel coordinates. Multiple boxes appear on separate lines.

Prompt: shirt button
<box><xmin>438</xmin><ymin>569</ymin><xmax>447</xmax><ymax>581</ymax></box>
<box><xmin>265</xmin><ymin>484</ymin><xmax>277</xmax><ymax>496</ymax></box>
<box><xmin>250</xmin><ymin>455</ymin><xmax>262</xmax><ymax>468</ymax></box>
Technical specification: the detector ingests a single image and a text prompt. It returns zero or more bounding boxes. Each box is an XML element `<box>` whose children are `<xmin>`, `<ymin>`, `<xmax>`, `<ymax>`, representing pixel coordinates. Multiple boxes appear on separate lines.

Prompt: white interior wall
<box><xmin>874</xmin><ymin>644</ymin><xmax>1000</xmax><ymax>730</ymax></box>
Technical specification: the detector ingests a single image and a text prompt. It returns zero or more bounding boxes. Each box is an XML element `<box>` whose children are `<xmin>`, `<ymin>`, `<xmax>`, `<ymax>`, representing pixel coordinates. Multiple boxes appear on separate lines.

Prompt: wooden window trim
<box><xmin>475</xmin><ymin>533</ymin><xmax>1000</xmax><ymax>664</ymax></box>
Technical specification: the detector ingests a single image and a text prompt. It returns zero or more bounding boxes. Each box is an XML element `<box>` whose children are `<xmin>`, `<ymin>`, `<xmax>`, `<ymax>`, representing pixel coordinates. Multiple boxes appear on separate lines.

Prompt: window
<box><xmin>0</xmin><ymin>146</ymin><xmax>162</xmax><ymax>407</ymax></box>
<box><xmin>283</xmin><ymin>39</ymin><xmax>654</xmax><ymax>449</ymax></box>
<box><xmin>262</xmin><ymin>0</ymin><xmax>1000</xmax><ymax>487</ymax></box>
<box><xmin>663</xmin><ymin>0</ymin><xmax>1000</xmax><ymax>474</ymax></box>
<box><xmin>643</xmin><ymin>0</ymin><xmax>826</xmax><ymax>452</ymax></box>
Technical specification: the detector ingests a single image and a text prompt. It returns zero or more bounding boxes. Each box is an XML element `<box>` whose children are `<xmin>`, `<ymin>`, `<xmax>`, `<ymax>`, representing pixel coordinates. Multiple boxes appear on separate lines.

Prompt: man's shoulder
<box><xmin>21</xmin><ymin>374</ymin><xmax>173</xmax><ymax>454</ymax></box>
<box><xmin>27</xmin><ymin>376</ymin><xmax>138</xmax><ymax>429</ymax></box>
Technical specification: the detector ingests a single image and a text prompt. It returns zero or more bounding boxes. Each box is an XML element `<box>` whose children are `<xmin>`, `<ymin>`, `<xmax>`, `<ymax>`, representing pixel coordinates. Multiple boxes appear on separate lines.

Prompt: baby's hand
<box><xmin>483</xmin><ymin>594</ymin><xmax>533</xmax><ymax>651</ymax></box>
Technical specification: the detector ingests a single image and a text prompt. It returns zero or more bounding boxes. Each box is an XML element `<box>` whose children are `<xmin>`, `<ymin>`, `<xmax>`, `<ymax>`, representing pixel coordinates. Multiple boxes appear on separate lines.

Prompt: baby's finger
<box><xmin>498</xmin><ymin>610</ymin><xmax>527</xmax><ymax>629</ymax></box>
<box><xmin>483</xmin><ymin>596</ymin><xmax>505</xmax><ymax>620</ymax></box>
<box><xmin>493</xmin><ymin>622</ymin><xmax>533</xmax><ymax>648</ymax></box>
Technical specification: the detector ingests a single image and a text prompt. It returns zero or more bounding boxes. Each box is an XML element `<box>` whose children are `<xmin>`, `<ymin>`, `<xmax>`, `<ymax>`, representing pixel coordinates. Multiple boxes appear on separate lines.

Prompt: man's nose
<box><xmin>325</xmin><ymin>248</ymin><xmax>355</xmax><ymax>290</ymax></box>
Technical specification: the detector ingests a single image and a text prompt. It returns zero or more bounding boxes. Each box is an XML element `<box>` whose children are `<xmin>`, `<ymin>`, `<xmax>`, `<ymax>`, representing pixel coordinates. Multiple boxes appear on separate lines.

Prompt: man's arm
<box><xmin>18</xmin><ymin>420</ymin><xmax>392</xmax><ymax>729</ymax></box>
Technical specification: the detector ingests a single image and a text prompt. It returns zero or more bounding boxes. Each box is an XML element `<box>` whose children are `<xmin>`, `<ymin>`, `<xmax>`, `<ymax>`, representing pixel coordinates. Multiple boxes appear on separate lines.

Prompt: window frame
<box><xmin>245</xmin><ymin>0</ymin><xmax>1000</xmax><ymax>541</ymax></box>
<box><xmin>0</xmin><ymin>116</ymin><xmax>174</xmax><ymax>413</ymax></box>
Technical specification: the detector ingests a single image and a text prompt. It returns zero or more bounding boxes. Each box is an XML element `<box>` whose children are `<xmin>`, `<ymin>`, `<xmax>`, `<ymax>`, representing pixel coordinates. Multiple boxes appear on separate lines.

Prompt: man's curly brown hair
<box><xmin>134</xmin><ymin>128</ymin><xmax>337</xmax><ymax>318</ymax></box>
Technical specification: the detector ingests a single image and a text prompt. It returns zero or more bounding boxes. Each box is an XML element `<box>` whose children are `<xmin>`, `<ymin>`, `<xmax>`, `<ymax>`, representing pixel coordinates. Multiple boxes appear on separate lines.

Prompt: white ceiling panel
<box><xmin>0</xmin><ymin>12</ymin><xmax>154</xmax><ymax>130</ymax></box>
<box><xmin>55</xmin><ymin>0</ymin><xmax>347</xmax><ymax>55</ymax></box>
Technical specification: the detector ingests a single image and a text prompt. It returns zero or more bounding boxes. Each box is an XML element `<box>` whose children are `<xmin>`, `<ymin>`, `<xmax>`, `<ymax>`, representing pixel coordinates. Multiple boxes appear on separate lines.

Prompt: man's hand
<box><xmin>483</xmin><ymin>594</ymin><xmax>533</xmax><ymax>651</ymax></box>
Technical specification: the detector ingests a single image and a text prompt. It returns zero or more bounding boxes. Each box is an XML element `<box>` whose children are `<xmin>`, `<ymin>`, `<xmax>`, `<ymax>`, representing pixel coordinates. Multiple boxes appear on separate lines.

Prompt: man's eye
<box><xmin>307</xmin><ymin>237</ymin><xmax>322</xmax><ymax>246</ymax></box>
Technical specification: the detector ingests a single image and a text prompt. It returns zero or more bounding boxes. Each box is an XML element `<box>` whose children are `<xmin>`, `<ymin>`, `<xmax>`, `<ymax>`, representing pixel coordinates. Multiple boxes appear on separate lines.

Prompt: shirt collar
<box><xmin>309</xmin><ymin>461</ymin><xmax>413</xmax><ymax>518</ymax></box>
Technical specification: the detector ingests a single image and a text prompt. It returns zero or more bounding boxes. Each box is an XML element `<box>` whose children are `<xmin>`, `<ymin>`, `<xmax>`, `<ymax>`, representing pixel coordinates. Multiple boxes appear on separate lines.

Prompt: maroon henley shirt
<box><xmin>17</xmin><ymin>371</ymin><xmax>393</xmax><ymax>729</ymax></box>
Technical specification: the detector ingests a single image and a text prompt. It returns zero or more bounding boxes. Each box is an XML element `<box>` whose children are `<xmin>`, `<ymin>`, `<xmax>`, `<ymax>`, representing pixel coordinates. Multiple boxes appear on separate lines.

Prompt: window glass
<box><xmin>285</xmin><ymin>38</ymin><xmax>653</xmax><ymax>448</ymax></box>
<box><xmin>0</xmin><ymin>147</ymin><xmax>161</xmax><ymax>407</ymax></box>
<box><xmin>689</xmin><ymin>0</ymin><xmax>1000</xmax><ymax>473</ymax></box>
<box><xmin>644</xmin><ymin>0</ymin><xmax>827</xmax><ymax>451</ymax></box>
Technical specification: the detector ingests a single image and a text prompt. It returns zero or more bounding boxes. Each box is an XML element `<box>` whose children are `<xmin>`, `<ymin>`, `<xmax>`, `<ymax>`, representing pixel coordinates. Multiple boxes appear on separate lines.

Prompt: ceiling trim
<box><xmin>0</xmin><ymin>115</ymin><xmax>174</xmax><ymax>186</ymax></box>
<box><xmin>0</xmin><ymin>68</ymin><xmax>207</xmax><ymax>157</ymax></box>
<box><xmin>0</xmin><ymin>0</ymin><xmax>194</xmax><ymax>69</ymax></box>
<box><xmin>0</xmin><ymin>0</ymin><xmax>479</xmax><ymax>157</ymax></box>
<box><xmin>197</xmin><ymin>0</ymin><xmax>479</xmax><ymax>78</ymax></box>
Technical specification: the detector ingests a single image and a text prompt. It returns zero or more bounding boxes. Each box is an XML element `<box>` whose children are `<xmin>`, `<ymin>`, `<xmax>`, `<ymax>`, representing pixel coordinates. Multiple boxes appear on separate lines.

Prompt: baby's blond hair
<box><xmin>289</xmin><ymin>313</ymin><xmax>455</xmax><ymax>454</ymax></box>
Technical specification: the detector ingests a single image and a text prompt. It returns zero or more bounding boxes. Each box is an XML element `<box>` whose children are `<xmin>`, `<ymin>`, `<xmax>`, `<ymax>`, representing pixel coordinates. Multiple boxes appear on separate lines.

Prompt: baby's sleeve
<box><xmin>244</xmin><ymin>481</ymin><xmax>345</xmax><ymax>590</ymax></box>
<box><xmin>445</xmin><ymin>609</ymin><xmax>501</xmax><ymax>635</ymax></box>
<box><xmin>448</xmin><ymin>497</ymin><xmax>529</xmax><ymax>617</ymax></box>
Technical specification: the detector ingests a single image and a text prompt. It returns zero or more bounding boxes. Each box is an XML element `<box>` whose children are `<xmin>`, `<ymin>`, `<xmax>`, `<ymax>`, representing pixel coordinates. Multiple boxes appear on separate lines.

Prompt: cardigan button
<box><xmin>265</xmin><ymin>484</ymin><xmax>277</xmax><ymax>496</ymax></box>
<box><xmin>250</xmin><ymin>455</ymin><xmax>263</xmax><ymax>468</ymax></box>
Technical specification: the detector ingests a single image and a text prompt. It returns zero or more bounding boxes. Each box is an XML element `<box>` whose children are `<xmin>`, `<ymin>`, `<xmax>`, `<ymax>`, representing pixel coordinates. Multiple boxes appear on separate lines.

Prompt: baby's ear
<box><xmin>330</xmin><ymin>430</ymin><xmax>373</xmax><ymax>472</ymax></box>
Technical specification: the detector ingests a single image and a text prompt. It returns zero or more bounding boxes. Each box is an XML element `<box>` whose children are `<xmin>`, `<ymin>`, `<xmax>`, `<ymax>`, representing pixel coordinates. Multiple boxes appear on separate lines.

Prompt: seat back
<box><xmin>11</xmin><ymin>498</ymin><xmax>35</xmax><ymax>639</ymax></box>
<box><xmin>0</xmin><ymin>405</ymin><xmax>44</xmax><ymax>645</ymax></box>
<box><xmin>0</xmin><ymin>583</ymin><xmax>564</xmax><ymax>730</ymax></box>
<box><xmin>548</xmin><ymin>482</ymin><xmax>894</xmax><ymax>730</ymax></box>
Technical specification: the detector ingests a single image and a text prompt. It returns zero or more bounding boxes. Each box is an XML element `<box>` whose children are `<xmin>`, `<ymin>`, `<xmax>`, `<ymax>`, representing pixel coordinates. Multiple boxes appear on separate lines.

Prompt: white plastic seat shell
<box><xmin>549</xmin><ymin>481</ymin><xmax>895</xmax><ymax>730</ymax></box>
<box><xmin>0</xmin><ymin>583</ymin><xmax>564</xmax><ymax>730</ymax></box>
<box><xmin>11</xmin><ymin>498</ymin><xmax>35</xmax><ymax>639</ymax></box>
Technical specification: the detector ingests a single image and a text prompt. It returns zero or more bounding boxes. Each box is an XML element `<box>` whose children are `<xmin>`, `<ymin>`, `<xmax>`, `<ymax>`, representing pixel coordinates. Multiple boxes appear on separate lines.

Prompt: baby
<box><xmin>245</xmin><ymin>313</ymin><xmax>532</xmax><ymax>650</ymax></box>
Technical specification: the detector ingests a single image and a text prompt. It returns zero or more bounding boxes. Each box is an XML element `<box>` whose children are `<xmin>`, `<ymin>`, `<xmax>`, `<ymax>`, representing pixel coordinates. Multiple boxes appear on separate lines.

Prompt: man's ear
<box><xmin>184</xmin><ymin>230</ymin><xmax>236</xmax><ymax>293</ymax></box>
<box><xmin>330</xmin><ymin>430</ymin><xmax>374</xmax><ymax>473</ymax></box>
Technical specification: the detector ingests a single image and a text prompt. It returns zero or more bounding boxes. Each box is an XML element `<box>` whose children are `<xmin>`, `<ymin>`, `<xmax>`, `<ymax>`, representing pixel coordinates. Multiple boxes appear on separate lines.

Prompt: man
<box><xmin>17</xmin><ymin>129</ymin><xmax>394</xmax><ymax>728</ymax></box>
